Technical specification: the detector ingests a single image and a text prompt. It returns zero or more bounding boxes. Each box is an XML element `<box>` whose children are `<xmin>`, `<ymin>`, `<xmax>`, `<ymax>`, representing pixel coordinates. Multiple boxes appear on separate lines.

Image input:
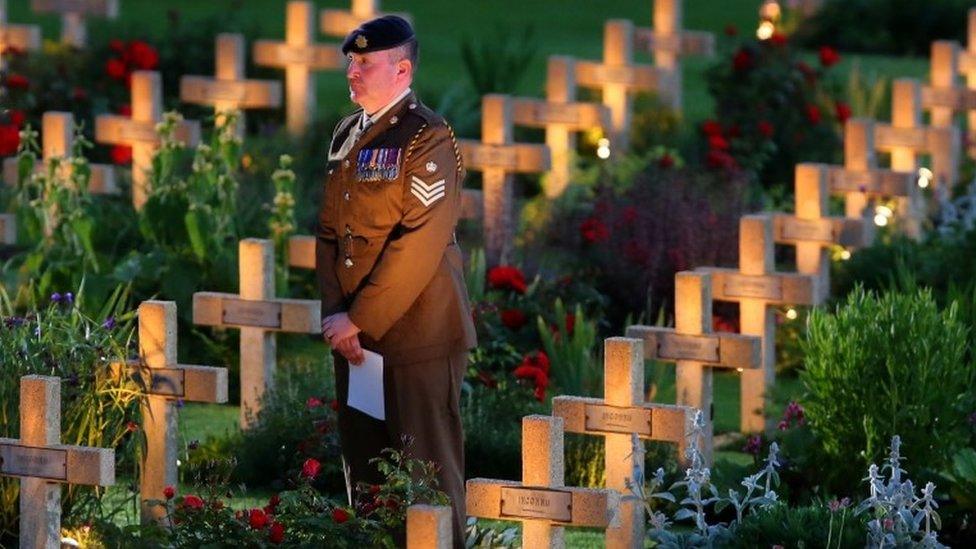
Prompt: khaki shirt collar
<box><xmin>359</xmin><ymin>87</ymin><xmax>412</xmax><ymax>131</ymax></box>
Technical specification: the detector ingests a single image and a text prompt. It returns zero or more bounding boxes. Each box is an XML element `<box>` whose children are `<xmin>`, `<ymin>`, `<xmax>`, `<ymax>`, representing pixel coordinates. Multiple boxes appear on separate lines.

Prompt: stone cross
<box><xmin>254</xmin><ymin>1</ymin><xmax>344</xmax><ymax>137</ymax></box>
<box><xmin>467</xmin><ymin>415</ymin><xmax>620</xmax><ymax>548</ymax></box>
<box><xmin>319</xmin><ymin>0</ymin><xmax>412</xmax><ymax>38</ymax></box>
<box><xmin>634</xmin><ymin>0</ymin><xmax>714</xmax><ymax>112</ymax></box>
<box><xmin>95</xmin><ymin>71</ymin><xmax>201</xmax><ymax>210</ymax></box>
<box><xmin>626</xmin><ymin>274</ymin><xmax>760</xmax><ymax>465</ymax></box>
<box><xmin>551</xmin><ymin>337</ymin><xmax>697</xmax><ymax>548</ymax></box>
<box><xmin>925</xmin><ymin>41</ymin><xmax>976</xmax><ymax>134</ymax></box>
<box><xmin>193</xmin><ymin>238</ymin><xmax>321</xmax><ymax>428</ymax></box>
<box><xmin>576</xmin><ymin>19</ymin><xmax>676</xmax><ymax>150</ymax></box>
<box><xmin>773</xmin><ymin>164</ymin><xmax>873</xmax><ymax>302</ymax></box>
<box><xmin>111</xmin><ymin>301</ymin><xmax>228</xmax><ymax>524</ymax></box>
<box><xmin>459</xmin><ymin>94</ymin><xmax>551</xmax><ymax>266</ymax></box>
<box><xmin>828</xmin><ymin>118</ymin><xmax>920</xmax><ymax>238</ymax></box>
<box><xmin>0</xmin><ymin>375</ymin><xmax>115</xmax><ymax>549</ymax></box>
<box><xmin>511</xmin><ymin>56</ymin><xmax>612</xmax><ymax>197</ymax></box>
<box><xmin>406</xmin><ymin>504</ymin><xmax>452</xmax><ymax>549</ymax></box>
<box><xmin>181</xmin><ymin>33</ymin><xmax>282</xmax><ymax>139</ymax></box>
<box><xmin>0</xmin><ymin>0</ymin><xmax>41</xmax><ymax>72</ymax></box>
<box><xmin>697</xmin><ymin>214</ymin><xmax>819</xmax><ymax>433</ymax></box>
<box><xmin>3</xmin><ymin>112</ymin><xmax>117</xmax><ymax>195</ymax></box>
<box><xmin>877</xmin><ymin>78</ymin><xmax>960</xmax><ymax>191</ymax></box>
<box><xmin>957</xmin><ymin>9</ymin><xmax>976</xmax><ymax>156</ymax></box>
<box><xmin>0</xmin><ymin>213</ymin><xmax>14</xmax><ymax>244</ymax></box>
<box><xmin>30</xmin><ymin>0</ymin><xmax>117</xmax><ymax>48</ymax></box>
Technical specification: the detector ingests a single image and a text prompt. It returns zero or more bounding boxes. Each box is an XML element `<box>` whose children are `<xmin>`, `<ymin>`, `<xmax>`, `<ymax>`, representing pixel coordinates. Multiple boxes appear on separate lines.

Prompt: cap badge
<box><xmin>355</xmin><ymin>34</ymin><xmax>368</xmax><ymax>49</ymax></box>
<box><xmin>426</xmin><ymin>161</ymin><xmax>437</xmax><ymax>173</ymax></box>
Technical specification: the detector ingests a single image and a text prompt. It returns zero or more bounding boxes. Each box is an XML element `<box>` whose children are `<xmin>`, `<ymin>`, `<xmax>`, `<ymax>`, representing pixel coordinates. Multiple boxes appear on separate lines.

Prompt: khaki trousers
<box><xmin>334</xmin><ymin>351</ymin><xmax>467</xmax><ymax>548</ymax></box>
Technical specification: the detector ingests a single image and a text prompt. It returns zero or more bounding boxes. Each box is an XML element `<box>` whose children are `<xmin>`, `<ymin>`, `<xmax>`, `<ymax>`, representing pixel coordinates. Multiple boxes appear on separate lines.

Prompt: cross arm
<box><xmin>2</xmin><ymin>24</ymin><xmax>41</xmax><ymax>49</ymax></box>
<box><xmin>772</xmin><ymin>213</ymin><xmax>872</xmax><ymax>248</ymax></box>
<box><xmin>634</xmin><ymin>27</ymin><xmax>715</xmax><ymax>57</ymax></box>
<box><xmin>458</xmin><ymin>141</ymin><xmax>551</xmax><ymax>173</ymax></box>
<box><xmin>466</xmin><ymin>478</ymin><xmax>620</xmax><ymax>528</ymax></box>
<box><xmin>698</xmin><ymin>267</ymin><xmax>820</xmax><ymax>306</ymax></box>
<box><xmin>575</xmin><ymin>61</ymin><xmax>672</xmax><ymax>92</ymax></box>
<box><xmin>319</xmin><ymin>9</ymin><xmax>413</xmax><ymax>37</ymax></box>
<box><xmin>624</xmin><ymin>325</ymin><xmax>760</xmax><ymax>370</ymax></box>
<box><xmin>253</xmin><ymin>41</ymin><xmax>344</xmax><ymax>70</ymax></box>
<box><xmin>511</xmin><ymin>98</ymin><xmax>611</xmax><ymax>131</ymax></box>
<box><xmin>110</xmin><ymin>359</ymin><xmax>228</xmax><ymax>403</ymax></box>
<box><xmin>180</xmin><ymin>77</ymin><xmax>283</xmax><ymax>108</ymax></box>
<box><xmin>0</xmin><ymin>438</ymin><xmax>114</xmax><ymax>486</ymax></box>
<box><xmin>827</xmin><ymin>166</ymin><xmax>916</xmax><ymax>198</ymax></box>
<box><xmin>193</xmin><ymin>292</ymin><xmax>322</xmax><ymax>333</ymax></box>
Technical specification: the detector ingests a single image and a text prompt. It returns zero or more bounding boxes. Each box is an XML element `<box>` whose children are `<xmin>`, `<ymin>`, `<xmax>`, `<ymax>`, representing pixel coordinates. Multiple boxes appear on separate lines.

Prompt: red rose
<box><xmin>523</xmin><ymin>350</ymin><xmax>550</xmax><ymax>375</ymax></box>
<box><xmin>500</xmin><ymin>308</ymin><xmax>527</xmax><ymax>330</ymax></box>
<box><xmin>249</xmin><ymin>508</ymin><xmax>269</xmax><ymax>529</ymax></box>
<box><xmin>487</xmin><ymin>266</ymin><xmax>528</xmax><ymax>294</ymax></box>
<box><xmin>269</xmin><ymin>521</ymin><xmax>285</xmax><ymax>544</ymax></box>
<box><xmin>8</xmin><ymin>110</ymin><xmax>25</xmax><ymax>127</ymax></box>
<box><xmin>769</xmin><ymin>32</ymin><xmax>788</xmax><ymax>46</ymax></box>
<box><xmin>109</xmin><ymin>39</ymin><xmax>125</xmax><ymax>53</ymax></box>
<box><xmin>4</xmin><ymin>73</ymin><xmax>29</xmax><ymax>90</ymax></box>
<box><xmin>732</xmin><ymin>49</ymin><xmax>753</xmax><ymax>72</ymax></box>
<box><xmin>306</xmin><ymin>396</ymin><xmax>323</xmax><ymax>409</ymax></box>
<box><xmin>818</xmin><ymin>46</ymin><xmax>840</xmax><ymax>68</ymax></box>
<box><xmin>110</xmin><ymin>145</ymin><xmax>133</xmax><ymax>165</ymax></box>
<box><xmin>182</xmin><ymin>495</ymin><xmax>205</xmax><ymax>510</ymax></box>
<box><xmin>805</xmin><ymin>104</ymin><xmax>821</xmax><ymax>125</ymax></box>
<box><xmin>564</xmin><ymin>313</ymin><xmax>575</xmax><ymax>335</ymax></box>
<box><xmin>105</xmin><ymin>58</ymin><xmax>127</xmax><ymax>80</ymax></box>
<box><xmin>658</xmin><ymin>153</ymin><xmax>674</xmax><ymax>169</ymax></box>
<box><xmin>706</xmin><ymin>149</ymin><xmax>736</xmax><ymax>170</ymax></box>
<box><xmin>330</xmin><ymin>398</ymin><xmax>339</xmax><ymax>411</ymax></box>
<box><xmin>265</xmin><ymin>493</ymin><xmax>281</xmax><ymax>513</ymax></box>
<box><xmin>128</xmin><ymin>40</ymin><xmax>159</xmax><ymax>70</ymax></box>
<box><xmin>701</xmin><ymin>120</ymin><xmax>723</xmax><ymax>136</ymax></box>
<box><xmin>301</xmin><ymin>457</ymin><xmax>321</xmax><ymax>479</ymax></box>
<box><xmin>332</xmin><ymin>508</ymin><xmax>350</xmax><ymax>524</ymax></box>
<box><xmin>163</xmin><ymin>486</ymin><xmax>175</xmax><ymax>500</ymax></box>
<box><xmin>835</xmin><ymin>102</ymin><xmax>852</xmax><ymax>124</ymax></box>
<box><xmin>707</xmin><ymin>134</ymin><xmax>729</xmax><ymax>151</ymax></box>
<box><xmin>0</xmin><ymin>125</ymin><xmax>20</xmax><ymax>156</ymax></box>
<box><xmin>758</xmin><ymin>121</ymin><xmax>774</xmax><ymax>138</ymax></box>
<box><xmin>533</xmin><ymin>385</ymin><xmax>546</xmax><ymax>401</ymax></box>
<box><xmin>580</xmin><ymin>217</ymin><xmax>610</xmax><ymax>243</ymax></box>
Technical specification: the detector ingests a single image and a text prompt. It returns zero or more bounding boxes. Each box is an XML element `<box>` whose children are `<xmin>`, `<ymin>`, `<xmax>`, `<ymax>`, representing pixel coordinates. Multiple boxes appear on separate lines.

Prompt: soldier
<box><xmin>316</xmin><ymin>15</ymin><xmax>476</xmax><ymax>547</ymax></box>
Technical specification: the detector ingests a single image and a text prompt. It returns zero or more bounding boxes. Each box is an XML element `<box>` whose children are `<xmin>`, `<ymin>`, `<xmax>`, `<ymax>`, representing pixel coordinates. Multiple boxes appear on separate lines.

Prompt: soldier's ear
<box><xmin>396</xmin><ymin>58</ymin><xmax>412</xmax><ymax>78</ymax></box>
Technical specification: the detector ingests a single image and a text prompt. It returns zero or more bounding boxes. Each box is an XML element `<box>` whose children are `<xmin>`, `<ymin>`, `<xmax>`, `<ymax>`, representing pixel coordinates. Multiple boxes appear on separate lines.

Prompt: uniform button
<box><xmin>390</xmin><ymin>116</ymin><xmax>398</xmax><ymax>124</ymax></box>
<box><xmin>344</xmin><ymin>258</ymin><xmax>354</xmax><ymax>268</ymax></box>
<box><xmin>345</xmin><ymin>225</ymin><xmax>352</xmax><ymax>234</ymax></box>
<box><xmin>344</xmin><ymin>191</ymin><xmax>351</xmax><ymax>201</ymax></box>
<box><xmin>328</xmin><ymin>169</ymin><xmax>333</xmax><ymax>175</ymax></box>
<box><xmin>344</xmin><ymin>160</ymin><xmax>350</xmax><ymax>168</ymax></box>
<box><xmin>408</xmin><ymin>103</ymin><xmax>416</xmax><ymax>109</ymax></box>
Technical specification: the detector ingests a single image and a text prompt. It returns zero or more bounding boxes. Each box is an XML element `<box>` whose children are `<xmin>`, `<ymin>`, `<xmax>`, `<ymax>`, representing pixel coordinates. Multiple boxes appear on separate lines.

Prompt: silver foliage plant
<box><xmin>630</xmin><ymin>413</ymin><xmax>945</xmax><ymax>548</ymax></box>
<box><xmin>934</xmin><ymin>173</ymin><xmax>976</xmax><ymax>237</ymax></box>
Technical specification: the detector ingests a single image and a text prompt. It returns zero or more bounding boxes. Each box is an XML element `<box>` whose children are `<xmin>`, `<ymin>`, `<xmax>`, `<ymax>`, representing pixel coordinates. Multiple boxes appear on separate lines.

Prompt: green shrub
<box><xmin>800</xmin><ymin>287</ymin><xmax>975</xmax><ymax>488</ymax></box>
<box><xmin>461</xmin><ymin>384</ymin><xmax>545</xmax><ymax>481</ymax></box>
<box><xmin>0</xmin><ymin>285</ymin><xmax>138</xmax><ymax>544</ymax></box>
<box><xmin>728</xmin><ymin>502</ymin><xmax>866</xmax><ymax>548</ymax></box>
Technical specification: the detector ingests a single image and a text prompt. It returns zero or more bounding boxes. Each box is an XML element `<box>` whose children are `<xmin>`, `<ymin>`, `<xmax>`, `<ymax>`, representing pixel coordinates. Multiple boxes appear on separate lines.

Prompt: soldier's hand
<box><xmin>323</xmin><ymin>313</ymin><xmax>362</xmax><ymax>344</ymax></box>
<box><xmin>334</xmin><ymin>334</ymin><xmax>365</xmax><ymax>365</ymax></box>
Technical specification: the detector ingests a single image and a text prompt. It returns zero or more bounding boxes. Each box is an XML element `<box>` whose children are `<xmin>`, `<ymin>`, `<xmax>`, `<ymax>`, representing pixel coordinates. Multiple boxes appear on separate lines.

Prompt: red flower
<box><xmin>564</xmin><ymin>313</ymin><xmax>575</xmax><ymax>335</ymax></box>
<box><xmin>332</xmin><ymin>508</ymin><xmax>350</xmax><ymax>524</ymax></box>
<box><xmin>265</xmin><ymin>493</ymin><xmax>281</xmax><ymax>514</ymax></box>
<box><xmin>110</xmin><ymin>145</ymin><xmax>132</xmax><ymax>165</ymax></box>
<box><xmin>269</xmin><ymin>521</ymin><xmax>285</xmax><ymax>544</ymax></box>
<box><xmin>523</xmin><ymin>350</ymin><xmax>550</xmax><ymax>374</ymax></box>
<box><xmin>724</xmin><ymin>24</ymin><xmax>738</xmax><ymax>37</ymax></box>
<box><xmin>712</xmin><ymin>314</ymin><xmax>739</xmax><ymax>333</ymax></box>
<box><xmin>579</xmin><ymin>217</ymin><xmax>610</xmax><ymax>243</ymax></box>
<box><xmin>163</xmin><ymin>486</ymin><xmax>175</xmax><ymax>500</ymax></box>
<box><xmin>117</xmin><ymin>104</ymin><xmax>132</xmax><ymax>116</ymax></box>
<box><xmin>500</xmin><ymin>308</ymin><xmax>527</xmax><ymax>330</ymax></box>
<box><xmin>658</xmin><ymin>153</ymin><xmax>674</xmax><ymax>169</ymax></box>
<box><xmin>3</xmin><ymin>73</ymin><xmax>29</xmax><ymax>90</ymax></box>
<box><xmin>182</xmin><ymin>495</ymin><xmax>205</xmax><ymax>510</ymax></box>
<box><xmin>8</xmin><ymin>110</ymin><xmax>25</xmax><ymax>127</ymax></box>
<box><xmin>301</xmin><ymin>457</ymin><xmax>321</xmax><ymax>479</ymax></box>
<box><xmin>701</xmin><ymin>120</ymin><xmax>723</xmax><ymax>136</ymax></box>
<box><xmin>105</xmin><ymin>58</ymin><xmax>127</xmax><ymax>80</ymax></box>
<box><xmin>306</xmin><ymin>396</ymin><xmax>323</xmax><ymax>409</ymax></box>
<box><xmin>769</xmin><ymin>32</ymin><xmax>788</xmax><ymax>46</ymax></box>
<box><xmin>818</xmin><ymin>46</ymin><xmax>840</xmax><ymax>68</ymax></box>
<box><xmin>0</xmin><ymin>125</ymin><xmax>20</xmax><ymax>156</ymax></box>
<box><xmin>706</xmin><ymin>149</ymin><xmax>736</xmax><ymax>171</ymax></box>
<box><xmin>249</xmin><ymin>508</ymin><xmax>269</xmax><ymax>529</ymax></box>
<box><xmin>732</xmin><ymin>49</ymin><xmax>753</xmax><ymax>72</ymax></box>
<box><xmin>835</xmin><ymin>102</ymin><xmax>852</xmax><ymax>124</ymax></box>
<box><xmin>71</xmin><ymin>87</ymin><xmax>88</xmax><ymax>101</ymax></box>
<box><xmin>330</xmin><ymin>398</ymin><xmax>340</xmax><ymax>411</ymax></box>
<box><xmin>128</xmin><ymin>40</ymin><xmax>159</xmax><ymax>70</ymax></box>
<box><xmin>109</xmin><ymin>39</ymin><xmax>125</xmax><ymax>53</ymax></box>
<box><xmin>805</xmin><ymin>104</ymin><xmax>821</xmax><ymax>125</ymax></box>
<box><xmin>707</xmin><ymin>134</ymin><xmax>729</xmax><ymax>151</ymax></box>
<box><xmin>758</xmin><ymin>120</ymin><xmax>774</xmax><ymax>138</ymax></box>
<box><xmin>126</xmin><ymin>420</ymin><xmax>139</xmax><ymax>432</ymax></box>
<box><xmin>487</xmin><ymin>266</ymin><xmax>528</xmax><ymax>294</ymax></box>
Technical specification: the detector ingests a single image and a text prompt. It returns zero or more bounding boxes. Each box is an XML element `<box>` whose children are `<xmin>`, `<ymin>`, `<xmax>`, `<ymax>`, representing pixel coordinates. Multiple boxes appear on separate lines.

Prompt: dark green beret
<box><xmin>341</xmin><ymin>15</ymin><xmax>415</xmax><ymax>55</ymax></box>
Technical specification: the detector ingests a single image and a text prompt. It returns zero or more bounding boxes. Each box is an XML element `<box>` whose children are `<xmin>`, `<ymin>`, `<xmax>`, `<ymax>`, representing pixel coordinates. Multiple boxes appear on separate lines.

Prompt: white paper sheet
<box><xmin>347</xmin><ymin>350</ymin><xmax>385</xmax><ymax>420</ymax></box>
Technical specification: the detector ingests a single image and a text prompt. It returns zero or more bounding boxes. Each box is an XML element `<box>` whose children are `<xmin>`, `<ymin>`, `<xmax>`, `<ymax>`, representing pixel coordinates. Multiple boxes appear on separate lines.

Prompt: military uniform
<box><xmin>316</xmin><ymin>87</ymin><xmax>477</xmax><ymax>546</ymax></box>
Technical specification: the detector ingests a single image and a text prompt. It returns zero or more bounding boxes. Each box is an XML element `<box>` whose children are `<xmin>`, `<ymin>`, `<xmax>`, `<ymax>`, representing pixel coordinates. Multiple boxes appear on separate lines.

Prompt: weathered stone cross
<box><xmin>511</xmin><ymin>56</ymin><xmax>612</xmax><ymax>197</ymax></box>
<box><xmin>697</xmin><ymin>214</ymin><xmax>820</xmax><ymax>433</ymax></box>
<box><xmin>30</xmin><ymin>0</ymin><xmax>117</xmax><ymax>48</ymax></box>
<box><xmin>459</xmin><ymin>94</ymin><xmax>551</xmax><ymax>266</ymax></box>
<box><xmin>0</xmin><ymin>375</ymin><xmax>115</xmax><ymax>549</ymax></box>
<box><xmin>552</xmin><ymin>337</ymin><xmax>698</xmax><ymax>548</ymax></box>
<box><xmin>319</xmin><ymin>0</ymin><xmax>412</xmax><ymax>39</ymax></box>
<box><xmin>467</xmin><ymin>415</ymin><xmax>620</xmax><ymax>548</ymax></box>
<box><xmin>627</xmin><ymin>273</ymin><xmax>760</xmax><ymax>464</ymax></box>
<box><xmin>95</xmin><ymin>71</ymin><xmax>201</xmax><ymax>210</ymax></box>
<box><xmin>254</xmin><ymin>1</ymin><xmax>344</xmax><ymax>136</ymax></box>
<box><xmin>181</xmin><ymin>33</ymin><xmax>282</xmax><ymax>139</ymax></box>
<box><xmin>193</xmin><ymin>238</ymin><xmax>320</xmax><ymax>428</ymax></box>
<box><xmin>0</xmin><ymin>0</ymin><xmax>40</xmax><ymax>71</ymax></box>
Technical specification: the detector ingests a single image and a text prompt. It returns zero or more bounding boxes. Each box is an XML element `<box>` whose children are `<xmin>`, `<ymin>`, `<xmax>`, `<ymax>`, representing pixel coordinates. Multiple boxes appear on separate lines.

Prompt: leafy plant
<box><xmin>801</xmin><ymin>287</ymin><xmax>975</xmax><ymax>490</ymax></box>
<box><xmin>537</xmin><ymin>300</ymin><xmax>599</xmax><ymax>397</ymax></box>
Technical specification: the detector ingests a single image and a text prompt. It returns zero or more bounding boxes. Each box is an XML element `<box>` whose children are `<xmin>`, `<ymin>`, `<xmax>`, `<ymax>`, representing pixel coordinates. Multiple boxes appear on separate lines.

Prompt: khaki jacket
<box><xmin>315</xmin><ymin>92</ymin><xmax>477</xmax><ymax>365</ymax></box>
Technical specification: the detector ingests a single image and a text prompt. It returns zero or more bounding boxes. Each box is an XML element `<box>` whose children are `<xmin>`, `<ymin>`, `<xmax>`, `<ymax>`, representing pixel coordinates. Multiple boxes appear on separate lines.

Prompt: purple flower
<box><xmin>176</xmin><ymin>399</ymin><xmax>184</xmax><ymax>408</ymax></box>
<box><xmin>65</xmin><ymin>292</ymin><xmax>74</xmax><ymax>304</ymax></box>
<box><xmin>3</xmin><ymin>316</ymin><xmax>25</xmax><ymax>328</ymax></box>
<box><xmin>51</xmin><ymin>292</ymin><xmax>62</xmax><ymax>303</ymax></box>
<box><xmin>743</xmin><ymin>434</ymin><xmax>763</xmax><ymax>456</ymax></box>
<box><xmin>828</xmin><ymin>497</ymin><xmax>851</xmax><ymax>512</ymax></box>
<box><xmin>102</xmin><ymin>317</ymin><xmax>116</xmax><ymax>330</ymax></box>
